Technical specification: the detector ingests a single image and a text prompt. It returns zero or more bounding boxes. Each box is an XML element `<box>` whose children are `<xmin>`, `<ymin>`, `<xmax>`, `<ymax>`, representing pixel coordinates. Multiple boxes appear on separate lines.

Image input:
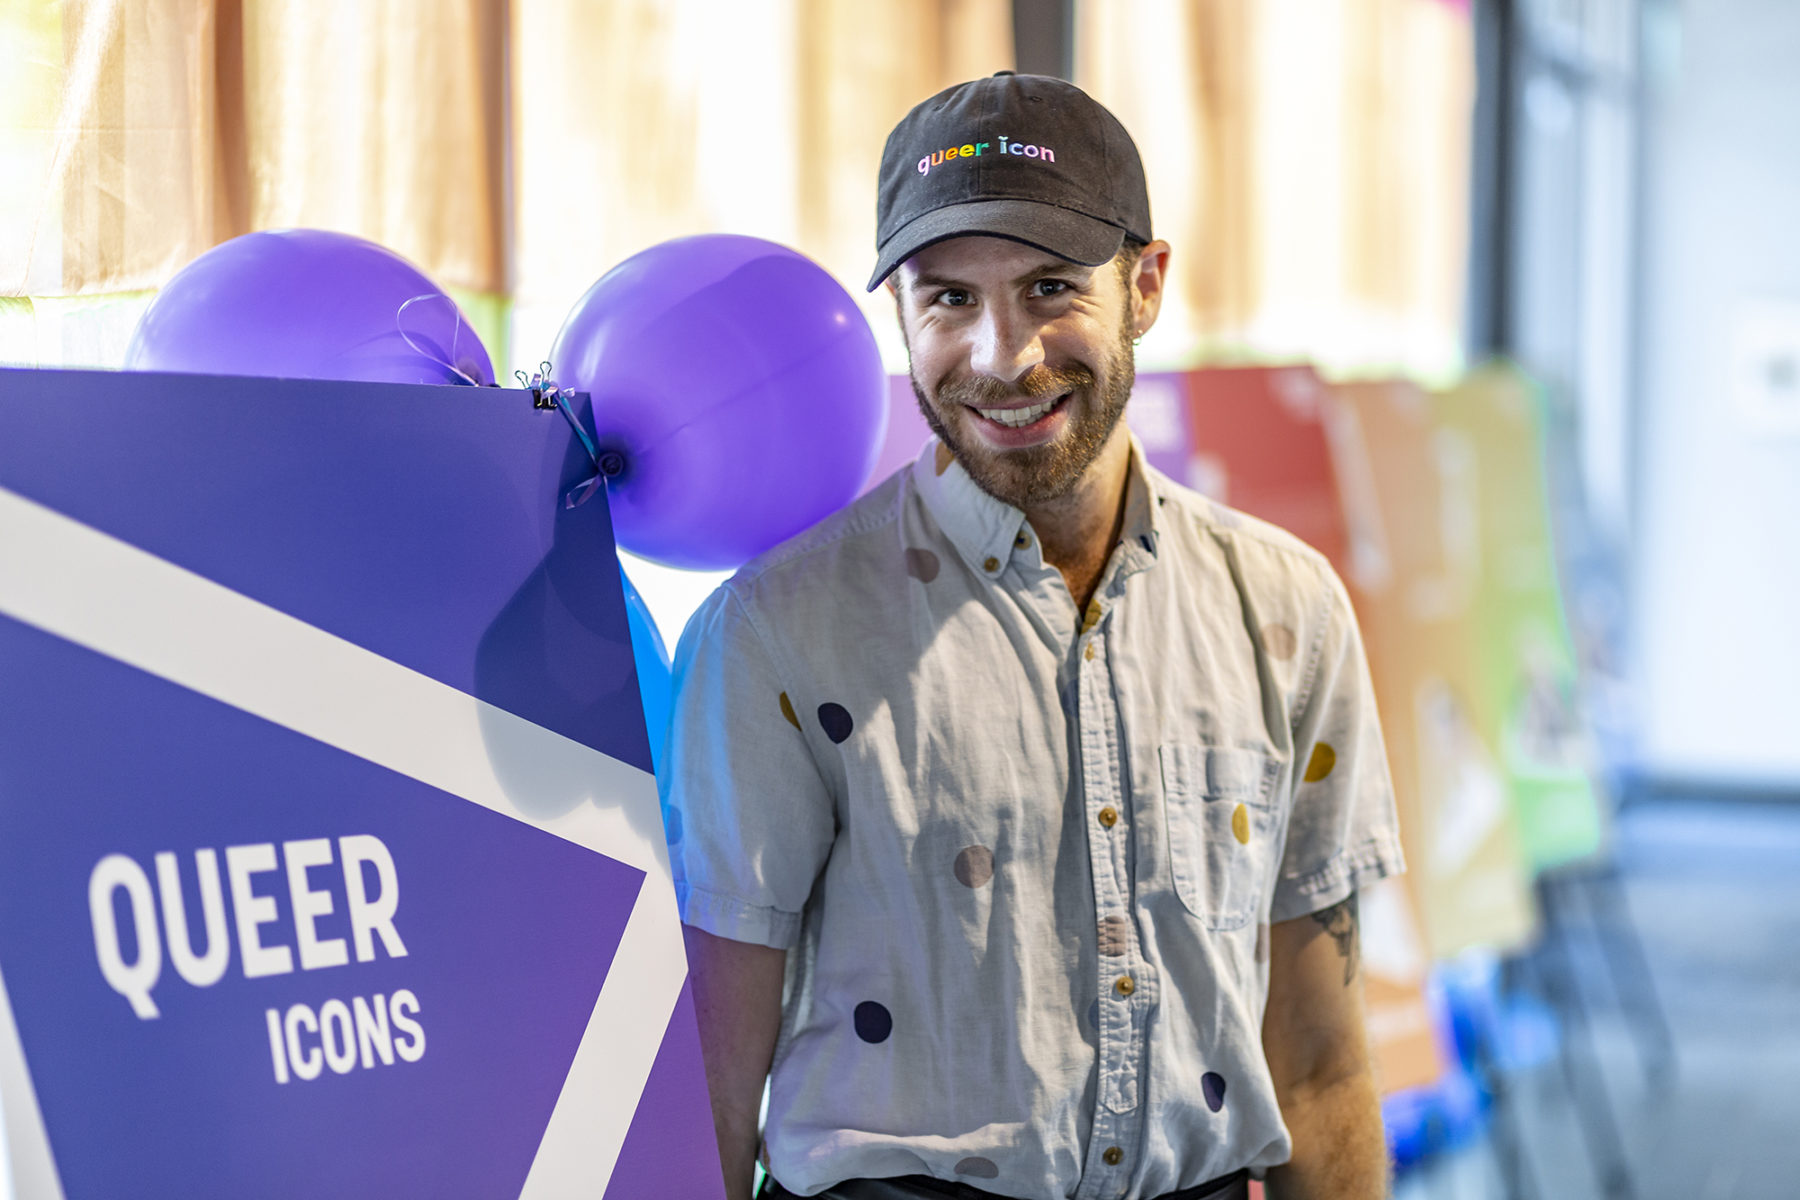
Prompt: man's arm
<box><xmin>1260</xmin><ymin>892</ymin><xmax>1387</xmax><ymax>1199</ymax></box>
<box><xmin>685</xmin><ymin>924</ymin><xmax>787</xmax><ymax>1200</ymax></box>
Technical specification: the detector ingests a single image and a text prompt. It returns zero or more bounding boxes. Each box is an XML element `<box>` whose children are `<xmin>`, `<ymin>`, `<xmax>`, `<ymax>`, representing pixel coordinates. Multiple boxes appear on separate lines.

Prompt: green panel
<box><xmin>0</xmin><ymin>296</ymin><xmax>37</xmax><ymax>366</ymax></box>
<box><xmin>444</xmin><ymin>286</ymin><xmax>511</xmax><ymax>383</ymax></box>
<box><xmin>0</xmin><ymin>292</ymin><xmax>157</xmax><ymax>368</ymax></box>
<box><xmin>1431</xmin><ymin>362</ymin><xmax>1605</xmax><ymax>870</ymax></box>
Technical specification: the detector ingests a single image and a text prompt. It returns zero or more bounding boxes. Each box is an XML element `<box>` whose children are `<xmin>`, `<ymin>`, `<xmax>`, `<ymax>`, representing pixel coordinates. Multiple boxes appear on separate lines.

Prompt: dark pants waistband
<box><xmin>759</xmin><ymin>1166</ymin><xmax>1250</xmax><ymax>1200</ymax></box>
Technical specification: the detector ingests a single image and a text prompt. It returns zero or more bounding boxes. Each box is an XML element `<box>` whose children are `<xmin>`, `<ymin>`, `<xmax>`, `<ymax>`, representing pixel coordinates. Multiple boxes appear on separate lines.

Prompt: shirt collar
<box><xmin>913</xmin><ymin>434</ymin><xmax>1166</xmax><ymax>579</ymax></box>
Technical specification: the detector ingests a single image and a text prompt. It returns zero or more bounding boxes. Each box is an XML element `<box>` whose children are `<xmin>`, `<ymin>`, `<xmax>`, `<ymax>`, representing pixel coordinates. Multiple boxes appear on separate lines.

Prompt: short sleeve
<box><xmin>661</xmin><ymin>584</ymin><xmax>836</xmax><ymax>949</ymax></box>
<box><xmin>1269</xmin><ymin>568</ymin><xmax>1405</xmax><ymax>924</ymax></box>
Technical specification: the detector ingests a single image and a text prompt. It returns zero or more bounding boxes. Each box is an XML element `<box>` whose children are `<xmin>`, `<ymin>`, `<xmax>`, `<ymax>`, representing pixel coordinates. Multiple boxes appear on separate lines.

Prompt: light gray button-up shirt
<box><xmin>665</xmin><ymin>439</ymin><xmax>1403</xmax><ymax>1200</ymax></box>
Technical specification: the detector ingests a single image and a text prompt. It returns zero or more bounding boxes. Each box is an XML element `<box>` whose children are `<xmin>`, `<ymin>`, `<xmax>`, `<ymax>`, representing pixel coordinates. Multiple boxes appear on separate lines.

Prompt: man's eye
<box><xmin>935</xmin><ymin>289</ymin><xmax>972</xmax><ymax>307</ymax></box>
<box><xmin>1031</xmin><ymin>279</ymin><xmax>1070</xmax><ymax>298</ymax></box>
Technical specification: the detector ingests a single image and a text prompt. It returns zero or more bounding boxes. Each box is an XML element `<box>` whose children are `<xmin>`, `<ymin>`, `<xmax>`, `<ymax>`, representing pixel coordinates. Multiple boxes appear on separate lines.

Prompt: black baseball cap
<box><xmin>868</xmin><ymin>71</ymin><xmax>1152</xmax><ymax>291</ymax></box>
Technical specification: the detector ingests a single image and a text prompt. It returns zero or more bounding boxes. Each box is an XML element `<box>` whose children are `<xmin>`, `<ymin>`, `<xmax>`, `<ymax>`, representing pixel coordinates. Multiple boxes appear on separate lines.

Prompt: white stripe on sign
<box><xmin>0</xmin><ymin>484</ymin><xmax>688</xmax><ymax>1193</ymax></box>
<box><xmin>0</xmin><ymin>964</ymin><xmax>64</xmax><ymax>1200</ymax></box>
<box><xmin>521</xmin><ymin>885</ymin><xmax>689</xmax><ymax>1200</ymax></box>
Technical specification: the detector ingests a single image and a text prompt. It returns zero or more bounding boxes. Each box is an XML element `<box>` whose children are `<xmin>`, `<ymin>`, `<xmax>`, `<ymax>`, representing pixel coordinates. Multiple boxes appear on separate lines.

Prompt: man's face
<box><xmin>894</xmin><ymin>236</ymin><xmax>1136</xmax><ymax>509</ymax></box>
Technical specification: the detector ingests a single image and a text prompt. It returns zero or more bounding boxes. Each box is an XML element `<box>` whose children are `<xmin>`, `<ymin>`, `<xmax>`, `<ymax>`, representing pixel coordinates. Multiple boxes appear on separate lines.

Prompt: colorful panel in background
<box><xmin>1431</xmin><ymin>364</ymin><xmax>1605</xmax><ymax>870</ymax></box>
<box><xmin>1180</xmin><ymin>366</ymin><xmax>1442</xmax><ymax>1096</ymax></box>
<box><xmin>0</xmin><ymin>368</ymin><xmax>723</xmax><ymax>1199</ymax></box>
<box><xmin>1124</xmin><ymin>372</ymin><xmax>1194</xmax><ymax>482</ymax></box>
<box><xmin>445</xmin><ymin>287</ymin><xmax>514</xmax><ymax>381</ymax></box>
<box><xmin>865</xmin><ymin>376</ymin><xmax>933</xmax><ymax>492</ymax></box>
<box><xmin>1328</xmin><ymin>379</ymin><xmax>1538</xmax><ymax>959</ymax></box>
<box><xmin>1358</xmin><ymin>876</ymin><xmax>1445</xmax><ymax>1096</ymax></box>
<box><xmin>1179</xmin><ymin>364</ymin><xmax>1352</xmax><ymax>567</ymax></box>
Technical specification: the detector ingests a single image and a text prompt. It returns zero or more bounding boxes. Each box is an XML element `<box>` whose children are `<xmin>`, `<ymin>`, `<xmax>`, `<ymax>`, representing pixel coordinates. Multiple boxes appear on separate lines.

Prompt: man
<box><xmin>665</xmin><ymin>72</ymin><xmax>1403</xmax><ymax>1200</ymax></box>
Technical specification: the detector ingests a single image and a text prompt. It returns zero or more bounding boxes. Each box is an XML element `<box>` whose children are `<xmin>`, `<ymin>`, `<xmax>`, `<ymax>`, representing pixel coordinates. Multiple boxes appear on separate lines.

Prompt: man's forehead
<box><xmin>898</xmin><ymin>235</ymin><xmax>1090</xmax><ymax>285</ymax></box>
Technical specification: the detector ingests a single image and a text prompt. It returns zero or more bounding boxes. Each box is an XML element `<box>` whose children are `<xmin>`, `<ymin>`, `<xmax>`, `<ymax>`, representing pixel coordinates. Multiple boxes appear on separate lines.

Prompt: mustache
<box><xmin>937</xmin><ymin>363</ymin><xmax>1096</xmax><ymax>409</ymax></box>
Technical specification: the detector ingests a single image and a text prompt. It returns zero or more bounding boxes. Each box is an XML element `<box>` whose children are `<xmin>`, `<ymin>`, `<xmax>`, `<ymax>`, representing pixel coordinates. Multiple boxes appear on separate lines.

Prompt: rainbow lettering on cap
<box><xmin>917</xmin><ymin>135</ymin><xmax>1055</xmax><ymax>176</ymax></box>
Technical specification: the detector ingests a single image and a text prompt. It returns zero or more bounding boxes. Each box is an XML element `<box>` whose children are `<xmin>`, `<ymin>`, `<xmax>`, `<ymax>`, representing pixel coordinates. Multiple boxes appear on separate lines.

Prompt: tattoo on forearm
<box><xmin>1310</xmin><ymin>893</ymin><xmax>1360</xmax><ymax>986</ymax></box>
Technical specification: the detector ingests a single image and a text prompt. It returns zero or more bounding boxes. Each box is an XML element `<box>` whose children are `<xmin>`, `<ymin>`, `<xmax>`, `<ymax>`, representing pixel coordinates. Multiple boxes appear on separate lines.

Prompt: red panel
<box><xmin>1182</xmin><ymin>365</ymin><xmax>1352</xmax><ymax>573</ymax></box>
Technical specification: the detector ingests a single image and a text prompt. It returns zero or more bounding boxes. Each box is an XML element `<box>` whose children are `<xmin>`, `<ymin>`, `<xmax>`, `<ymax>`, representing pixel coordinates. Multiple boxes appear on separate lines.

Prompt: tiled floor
<box><xmin>1394</xmin><ymin>796</ymin><xmax>1800</xmax><ymax>1200</ymax></box>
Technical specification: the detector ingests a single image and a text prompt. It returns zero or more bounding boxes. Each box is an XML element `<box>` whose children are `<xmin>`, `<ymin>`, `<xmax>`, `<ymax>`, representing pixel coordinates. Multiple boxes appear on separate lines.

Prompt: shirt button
<box><xmin>1114</xmin><ymin>975</ymin><xmax>1135</xmax><ymax>996</ymax></box>
<box><xmin>1082</xmin><ymin>601</ymin><xmax>1103</xmax><ymax>632</ymax></box>
<box><xmin>1098</xmin><ymin>806</ymin><xmax>1118</xmax><ymax>828</ymax></box>
<box><xmin>1102</xmin><ymin>1146</ymin><xmax>1124</xmax><ymax>1166</ymax></box>
<box><xmin>1014</xmin><ymin>530</ymin><xmax>1031</xmax><ymax>549</ymax></box>
<box><xmin>1083</xmin><ymin>642</ymin><xmax>1095</xmax><ymax>661</ymax></box>
<box><xmin>983</xmin><ymin>556</ymin><xmax>1000</xmax><ymax>572</ymax></box>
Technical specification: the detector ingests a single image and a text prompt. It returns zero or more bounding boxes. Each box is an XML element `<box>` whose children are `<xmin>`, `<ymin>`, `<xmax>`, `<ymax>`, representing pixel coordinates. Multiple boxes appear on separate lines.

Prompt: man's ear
<box><xmin>1129</xmin><ymin>240</ymin><xmax>1173</xmax><ymax>338</ymax></box>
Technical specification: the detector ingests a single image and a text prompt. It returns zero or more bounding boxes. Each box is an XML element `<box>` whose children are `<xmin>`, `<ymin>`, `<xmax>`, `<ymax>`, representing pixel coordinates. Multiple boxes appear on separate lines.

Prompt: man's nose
<box><xmin>967</xmin><ymin>304</ymin><xmax>1045</xmax><ymax>383</ymax></box>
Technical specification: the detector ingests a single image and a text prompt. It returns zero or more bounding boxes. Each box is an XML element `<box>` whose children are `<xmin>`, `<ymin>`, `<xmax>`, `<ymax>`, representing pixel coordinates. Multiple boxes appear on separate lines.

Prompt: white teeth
<box><xmin>975</xmin><ymin>397</ymin><xmax>1059</xmax><ymax>428</ymax></box>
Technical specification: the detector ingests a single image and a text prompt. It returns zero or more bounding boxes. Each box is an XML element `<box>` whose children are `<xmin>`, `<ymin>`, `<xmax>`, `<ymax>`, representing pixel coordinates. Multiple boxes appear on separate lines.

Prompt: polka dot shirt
<box><xmin>664</xmin><ymin>439</ymin><xmax>1403</xmax><ymax>1199</ymax></box>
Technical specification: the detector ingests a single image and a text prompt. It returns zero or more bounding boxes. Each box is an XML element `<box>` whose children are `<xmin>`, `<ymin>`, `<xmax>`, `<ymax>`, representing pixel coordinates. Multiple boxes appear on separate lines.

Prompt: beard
<box><xmin>910</xmin><ymin>313</ymin><xmax>1136</xmax><ymax>510</ymax></box>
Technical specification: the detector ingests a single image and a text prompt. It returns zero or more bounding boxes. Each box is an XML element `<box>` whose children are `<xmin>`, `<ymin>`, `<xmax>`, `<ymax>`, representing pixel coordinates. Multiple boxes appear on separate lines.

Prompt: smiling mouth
<box><xmin>970</xmin><ymin>394</ymin><xmax>1069</xmax><ymax>428</ymax></box>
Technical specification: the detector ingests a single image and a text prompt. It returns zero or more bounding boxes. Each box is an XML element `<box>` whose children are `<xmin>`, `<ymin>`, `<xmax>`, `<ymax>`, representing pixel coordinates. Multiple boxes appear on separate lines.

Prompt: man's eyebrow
<box><xmin>905</xmin><ymin>263</ymin><xmax>1089</xmax><ymax>293</ymax></box>
<box><xmin>905</xmin><ymin>272</ymin><xmax>967</xmax><ymax>293</ymax></box>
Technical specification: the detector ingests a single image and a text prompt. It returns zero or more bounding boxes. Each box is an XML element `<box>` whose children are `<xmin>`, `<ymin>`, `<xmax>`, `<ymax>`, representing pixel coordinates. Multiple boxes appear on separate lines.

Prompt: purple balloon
<box><xmin>550</xmin><ymin>234</ymin><xmax>888</xmax><ymax>571</ymax></box>
<box><xmin>126</xmin><ymin>229</ymin><xmax>494</xmax><ymax>387</ymax></box>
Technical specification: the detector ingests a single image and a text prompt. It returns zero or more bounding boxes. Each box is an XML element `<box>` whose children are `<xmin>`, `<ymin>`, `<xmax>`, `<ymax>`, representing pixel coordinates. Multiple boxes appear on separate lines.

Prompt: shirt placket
<box><xmin>1073</xmin><ymin>589</ymin><xmax>1151</xmax><ymax>1200</ymax></box>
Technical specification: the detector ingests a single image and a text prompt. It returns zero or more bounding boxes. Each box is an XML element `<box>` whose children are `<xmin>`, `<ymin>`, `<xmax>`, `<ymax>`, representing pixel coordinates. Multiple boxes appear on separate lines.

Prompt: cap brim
<box><xmin>866</xmin><ymin>199</ymin><xmax>1127</xmax><ymax>291</ymax></box>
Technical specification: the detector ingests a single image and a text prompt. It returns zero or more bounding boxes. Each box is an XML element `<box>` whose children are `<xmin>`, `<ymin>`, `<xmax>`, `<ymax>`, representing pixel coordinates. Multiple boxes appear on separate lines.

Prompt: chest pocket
<box><xmin>1159</xmin><ymin>744</ymin><xmax>1278</xmax><ymax>930</ymax></box>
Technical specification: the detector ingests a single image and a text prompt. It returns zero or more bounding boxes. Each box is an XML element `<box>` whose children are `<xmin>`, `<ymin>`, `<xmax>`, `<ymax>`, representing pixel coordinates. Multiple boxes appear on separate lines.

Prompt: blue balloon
<box><xmin>619</xmin><ymin>565</ymin><xmax>672</xmax><ymax>778</ymax></box>
<box><xmin>551</xmin><ymin>234</ymin><xmax>888</xmax><ymax>570</ymax></box>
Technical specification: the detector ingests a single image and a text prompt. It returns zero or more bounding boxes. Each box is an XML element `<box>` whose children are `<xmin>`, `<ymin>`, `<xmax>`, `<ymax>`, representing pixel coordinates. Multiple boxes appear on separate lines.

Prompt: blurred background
<box><xmin>2</xmin><ymin>1</ymin><xmax>1796</xmax><ymax>1196</ymax></box>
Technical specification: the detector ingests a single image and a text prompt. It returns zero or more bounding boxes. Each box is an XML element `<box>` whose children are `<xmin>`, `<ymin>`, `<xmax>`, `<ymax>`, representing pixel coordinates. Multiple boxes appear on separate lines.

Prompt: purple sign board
<box><xmin>0</xmin><ymin>368</ymin><xmax>724</xmax><ymax>1199</ymax></box>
